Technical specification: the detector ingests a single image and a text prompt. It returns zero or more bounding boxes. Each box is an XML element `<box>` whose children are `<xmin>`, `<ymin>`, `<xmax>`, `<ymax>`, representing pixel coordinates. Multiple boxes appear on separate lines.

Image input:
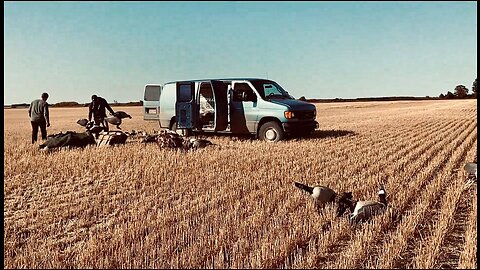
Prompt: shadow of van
<box><xmin>198</xmin><ymin>129</ymin><xmax>356</xmax><ymax>143</ymax></box>
<box><xmin>287</xmin><ymin>129</ymin><xmax>357</xmax><ymax>141</ymax></box>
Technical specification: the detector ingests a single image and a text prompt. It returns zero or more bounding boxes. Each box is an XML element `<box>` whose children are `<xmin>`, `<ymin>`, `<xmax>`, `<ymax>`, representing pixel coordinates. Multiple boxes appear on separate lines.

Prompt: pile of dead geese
<box><xmin>129</xmin><ymin>129</ymin><xmax>214</xmax><ymax>151</ymax></box>
<box><xmin>39</xmin><ymin>114</ymin><xmax>215</xmax><ymax>152</ymax></box>
<box><xmin>75</xmin><ymin>110</ymin><xmax>214</xmax><ymax>151</ymax></box>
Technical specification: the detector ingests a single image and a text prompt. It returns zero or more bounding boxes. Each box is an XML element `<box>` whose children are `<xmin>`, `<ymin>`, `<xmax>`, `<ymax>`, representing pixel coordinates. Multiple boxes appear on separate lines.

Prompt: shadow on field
<box><xmin>193</xmin><ymin>129</ymin><xmax>357</xmax><ymax>142</ymax></box>
<box><xmin>309</xmin><ymin>129</ymin><xmax>357</xmax><ymax>139</ymax></box>
<box><xmin>193</xmin><ymin>132</ymin><xmax>256</xmax><ymax>142</ymax></box>
<box><xmin>287</xmin><ymin>129</ymin><xmax>357</xmax><ymax>141</ymax></box>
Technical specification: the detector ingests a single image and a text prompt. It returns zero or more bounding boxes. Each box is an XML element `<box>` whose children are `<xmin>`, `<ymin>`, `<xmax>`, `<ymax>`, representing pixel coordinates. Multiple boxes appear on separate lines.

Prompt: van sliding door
<box><xmin>175</xmin><ymin>81</ymin><xmax>196</xmax><ymax>129</ymax></box>
<box><xmin>211</xmin><ymin>80</ymin><xmax>228</xmax><ymax>131</ymax></box>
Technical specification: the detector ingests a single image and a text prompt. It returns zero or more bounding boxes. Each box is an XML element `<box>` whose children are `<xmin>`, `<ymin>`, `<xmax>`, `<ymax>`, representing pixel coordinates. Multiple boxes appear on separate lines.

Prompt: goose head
<box><xmin>378</xmin><ymin>185</ymin><xmax>387</xmax><ymax>206</ymax></box>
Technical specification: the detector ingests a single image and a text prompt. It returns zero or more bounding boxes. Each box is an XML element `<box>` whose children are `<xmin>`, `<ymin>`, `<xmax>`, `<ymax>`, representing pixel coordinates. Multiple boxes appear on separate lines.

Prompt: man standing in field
<box><xmin>88</xmin><ymin>94</ymin><xmax>115</xmax><ymax>132</ymax></box>
<box><xmin>28</xmin><ymin>92</ymin><xmax>50</xmax><ymax>144</ymax></box>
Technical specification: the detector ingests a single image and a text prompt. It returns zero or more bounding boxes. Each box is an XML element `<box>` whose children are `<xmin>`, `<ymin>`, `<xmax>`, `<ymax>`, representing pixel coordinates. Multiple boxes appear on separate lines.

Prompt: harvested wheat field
<box><xmin>3</xmin><ymin>99</ymin><xmax>477</xmax><ymax>269</ymax></box>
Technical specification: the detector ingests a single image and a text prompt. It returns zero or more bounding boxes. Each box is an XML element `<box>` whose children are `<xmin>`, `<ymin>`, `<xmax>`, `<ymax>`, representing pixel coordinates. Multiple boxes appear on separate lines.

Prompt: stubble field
<box><xmin>3</xmin><ymin>100</ymin><xmax>477</xmax><ymax>269</ymax></box>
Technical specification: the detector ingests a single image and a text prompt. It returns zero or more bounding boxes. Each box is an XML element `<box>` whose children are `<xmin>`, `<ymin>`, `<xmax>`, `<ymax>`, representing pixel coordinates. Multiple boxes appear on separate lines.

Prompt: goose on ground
<box><xmin>294</xmin><ymin>182</ymin><xmax>337</xmax><ymax>204</ymax></box>
<box><xmin>156</xmin><ymin>131</ymin><xmax>184</xmax><ymax>149</ymax></box>
<box><xmin>464</xmin><ymin>162</ymin><xmax>477</xmax><ymax>188</ymax></box>
<box><xmin>165</xmin><ymin>129</ymin><xmax>180</xmax><ymax>136</ymax></box>
<box><xmin>142</xmin><ymin>134</ymin><xmax>159</xmax><ymax>144</ymax></box>
<box><xmin>187</xmin><ymin>138</ymin><xmax>214</xmax><ymax>150</ymax></box>
<box><xmin>351</xmin><ymin>185</ymin><xmax>387</xmax><ymax>223</ymax></box>
<box><xmin>337</xmin><ymin>185</ymin><xmax>388</xmax><ymax>223</ymax></box>
<box><xmin>125</xmin><ymin>130</ymin><xmax>135</xmax><ymax>137</ymax></box>
<box><xmin>293</xmin><ymin>182</ymin><xmax>351</xmax><ymax>215</ymax></box>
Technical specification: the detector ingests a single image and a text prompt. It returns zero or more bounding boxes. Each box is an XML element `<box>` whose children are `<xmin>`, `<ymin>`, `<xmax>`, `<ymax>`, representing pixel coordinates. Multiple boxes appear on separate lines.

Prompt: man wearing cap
<box><xmin>29</xmin><ymin>92</ymin><xmax>51</xmax><ymax>144</ymax></box>
<box><xmin>88</xmin><ymin>94</ymin><xmax>115</xmax><ymax>132</ymax></box>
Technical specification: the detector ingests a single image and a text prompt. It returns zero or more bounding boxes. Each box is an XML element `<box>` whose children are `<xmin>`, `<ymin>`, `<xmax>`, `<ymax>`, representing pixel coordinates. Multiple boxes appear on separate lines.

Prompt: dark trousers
<box><xmin>93</xmin><ymin>116</ymin><xmax>109</xmax><ymax>132</ymax></box>
<box><xmin>31</xmin><ymin>120</ymin><xmax>47</xmax><ymax>144</ymax></box>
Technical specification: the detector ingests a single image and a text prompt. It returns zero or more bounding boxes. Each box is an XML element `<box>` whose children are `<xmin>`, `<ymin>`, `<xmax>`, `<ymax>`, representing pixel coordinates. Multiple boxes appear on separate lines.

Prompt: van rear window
<box><xmin>144</xmin><ymin>85</ymin><xmax>161</xmax><ymax>101</ymax></box>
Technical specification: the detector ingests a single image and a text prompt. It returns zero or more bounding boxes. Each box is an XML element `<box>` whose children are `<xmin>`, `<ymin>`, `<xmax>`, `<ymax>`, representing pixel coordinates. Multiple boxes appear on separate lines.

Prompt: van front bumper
<box><xmin>282</xmin><ymin>120</ymin><xmax>319</xmax><ymax>134</ymax></box>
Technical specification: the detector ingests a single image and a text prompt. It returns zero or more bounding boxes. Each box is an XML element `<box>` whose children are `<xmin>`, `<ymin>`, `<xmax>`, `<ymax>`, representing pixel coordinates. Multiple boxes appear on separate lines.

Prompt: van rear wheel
<box><xmin>169</xmin><ymin>117</ymin><xmax>177</xmax><ymax>131</ymax></box>
<box><xmin>259</xmin><ymin>121</ymin><xmax>284</xmax><ymax>142</ymax></box>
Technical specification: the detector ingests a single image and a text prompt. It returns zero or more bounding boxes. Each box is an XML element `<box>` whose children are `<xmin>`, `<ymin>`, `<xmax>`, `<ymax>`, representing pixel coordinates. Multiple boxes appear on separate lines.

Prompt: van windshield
<box><xmin>250</xmin><ymin>80</ymin><xmax>294</xmax><ymax>100</ymax></box>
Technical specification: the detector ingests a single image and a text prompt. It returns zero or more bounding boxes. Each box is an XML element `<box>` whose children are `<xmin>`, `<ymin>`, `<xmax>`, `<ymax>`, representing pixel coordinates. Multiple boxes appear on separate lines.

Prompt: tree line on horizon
<box><xmin>298</xmin><ymin>78</ymin><xmax>478</xmax><ymax>102</ymax></box>
<box><xmin>7</xmin><ymin>100</ymin><xmax>143</xmax><ymax>108</ymax></box>
<box><xmin>438</xmin><ymin>78</ymin><xmax>477</xmax><ymax>99</ymax></box>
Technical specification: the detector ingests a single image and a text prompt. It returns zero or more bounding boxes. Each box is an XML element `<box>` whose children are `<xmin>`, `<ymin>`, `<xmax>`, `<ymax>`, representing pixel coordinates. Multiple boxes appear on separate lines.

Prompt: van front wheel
<box><xmin>259</xmin><ymin>121</ymin><xmax>284</xmax><ymax>142</ymax></box>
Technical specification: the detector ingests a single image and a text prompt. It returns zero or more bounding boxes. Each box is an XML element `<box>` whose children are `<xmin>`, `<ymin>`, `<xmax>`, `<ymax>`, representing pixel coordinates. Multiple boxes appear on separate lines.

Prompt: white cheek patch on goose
<box><xmin>378</xmin><ymin>189</ymin><xmax>386</xmax><ymax>195</ymax></box>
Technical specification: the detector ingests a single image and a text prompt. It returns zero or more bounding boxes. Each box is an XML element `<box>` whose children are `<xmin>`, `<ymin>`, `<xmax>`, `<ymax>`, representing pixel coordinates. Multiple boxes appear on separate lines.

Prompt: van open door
<box><xmin>175</xmin><ymin>81</ymin><xmax>196</xmax><ymax>129</ymax></box>
<box><xmin>211</xmin><ymin>80</ymin><xmax>228</xmax><ymax>131</ymax></box>
<box><xmin>143</xmin><ymin>85</ymin><xmax>161</xmax><ymax>121</ymax></box>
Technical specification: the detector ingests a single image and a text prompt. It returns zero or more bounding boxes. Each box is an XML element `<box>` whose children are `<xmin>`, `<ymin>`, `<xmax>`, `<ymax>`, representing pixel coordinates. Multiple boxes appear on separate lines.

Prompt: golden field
<box><xmin>3</xmin><ymin>100</ymin><xmax>477</xmax><ymax>269</ymax></box>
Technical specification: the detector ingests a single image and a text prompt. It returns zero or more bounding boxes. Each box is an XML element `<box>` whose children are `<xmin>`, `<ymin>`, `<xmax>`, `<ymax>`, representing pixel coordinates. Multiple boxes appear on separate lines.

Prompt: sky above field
<box><xmin>4</xmin><ymin>1</ymin><xmax>477</xmax><ymax>104</ymax></box>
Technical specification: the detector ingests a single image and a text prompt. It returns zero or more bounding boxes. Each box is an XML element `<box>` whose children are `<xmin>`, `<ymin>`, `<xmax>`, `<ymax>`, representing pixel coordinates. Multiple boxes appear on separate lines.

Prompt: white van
<box><xmin>143</xmin><ymin>78</ymin><xmax>318</xmax><ymax>142</ymax></box>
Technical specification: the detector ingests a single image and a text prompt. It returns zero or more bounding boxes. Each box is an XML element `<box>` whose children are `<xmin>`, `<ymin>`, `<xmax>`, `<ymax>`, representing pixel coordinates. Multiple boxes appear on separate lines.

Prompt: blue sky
<box><xmin>4</xmin><ymin>1</ymin><xmax>477</xmax><ymax>104</ymax></box>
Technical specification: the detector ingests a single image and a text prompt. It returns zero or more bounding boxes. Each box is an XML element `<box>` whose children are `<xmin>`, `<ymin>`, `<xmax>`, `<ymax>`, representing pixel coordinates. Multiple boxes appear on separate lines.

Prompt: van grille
<box><xmin>295</xmin><ymin>111</ymin><xmax>315</xmax><ymax>120</ymax></box>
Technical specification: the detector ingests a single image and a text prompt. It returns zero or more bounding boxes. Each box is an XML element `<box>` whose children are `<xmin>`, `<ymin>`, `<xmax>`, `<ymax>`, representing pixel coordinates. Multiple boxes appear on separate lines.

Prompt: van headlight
<box><xmin>284</xmin><ymin>111</ymin><xmax>295</xmax><ymax>119</ymax></box>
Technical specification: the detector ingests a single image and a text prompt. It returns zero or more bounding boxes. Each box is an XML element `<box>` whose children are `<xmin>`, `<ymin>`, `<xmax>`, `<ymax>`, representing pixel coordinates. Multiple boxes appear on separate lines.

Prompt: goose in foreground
<box><xmin>293</xmin><ymin>182</ymin><xmax>352</xmax><ymax>214</ymax></box>
<box><xmin>294</xmin><ymin>182</ymin><xmax>337</xmax><ymax>204</ymax></box>
<box><xmin>337</xmin><ymin>185</ymin><xmax>388</xmax><ymax>223</ymax></box>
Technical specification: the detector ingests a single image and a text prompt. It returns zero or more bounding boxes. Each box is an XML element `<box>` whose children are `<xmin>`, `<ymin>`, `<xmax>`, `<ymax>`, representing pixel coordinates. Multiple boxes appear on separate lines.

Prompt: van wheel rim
<box><xmin>265</xmin><ymin>129</ymin><xmax>277</xmax><ymax>141</ymax></box>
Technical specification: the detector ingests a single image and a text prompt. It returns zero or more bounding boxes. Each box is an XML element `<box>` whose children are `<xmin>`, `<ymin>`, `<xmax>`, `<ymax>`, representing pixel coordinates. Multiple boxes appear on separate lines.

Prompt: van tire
<box><xmin>259</xmin><ymin>121</ymin><xmax>284</xmax><ymax>142</ymax></box>
<box><xmin>169</xmin><ymin>118</ymin><xmax>177</xmax><ymax>131</ymax></box>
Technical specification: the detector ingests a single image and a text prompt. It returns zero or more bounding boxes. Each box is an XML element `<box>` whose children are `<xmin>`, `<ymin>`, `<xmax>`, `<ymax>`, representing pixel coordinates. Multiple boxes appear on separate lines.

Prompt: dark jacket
<box><xmin>88</xmin><ymin>97</ymin><xmax>114</xmax><ymax>120</ymax></box>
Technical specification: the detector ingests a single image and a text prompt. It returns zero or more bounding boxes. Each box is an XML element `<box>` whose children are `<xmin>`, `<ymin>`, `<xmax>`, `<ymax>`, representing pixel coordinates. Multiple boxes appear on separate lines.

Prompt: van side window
<box><xmin>178</xmin><ymin>84</ymin><xmax>193</xmax><ymax>102</ymax></box>
<box><xmin>233</xmin><ymin>83</ymin><xmax>256</xmax><ymax>102</ymax></box>
<box><xmin>263</xmin><ymin>83</ymin><xmax>280</xmax><ymax>97</ymax></box>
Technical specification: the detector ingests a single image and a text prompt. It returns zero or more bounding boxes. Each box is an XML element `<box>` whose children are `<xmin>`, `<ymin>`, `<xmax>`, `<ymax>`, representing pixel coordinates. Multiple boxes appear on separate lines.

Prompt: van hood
<box><xmin>268</xmin><ymin>99</ymin><xmax>316</xmax><ymax>111</ymax></box>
